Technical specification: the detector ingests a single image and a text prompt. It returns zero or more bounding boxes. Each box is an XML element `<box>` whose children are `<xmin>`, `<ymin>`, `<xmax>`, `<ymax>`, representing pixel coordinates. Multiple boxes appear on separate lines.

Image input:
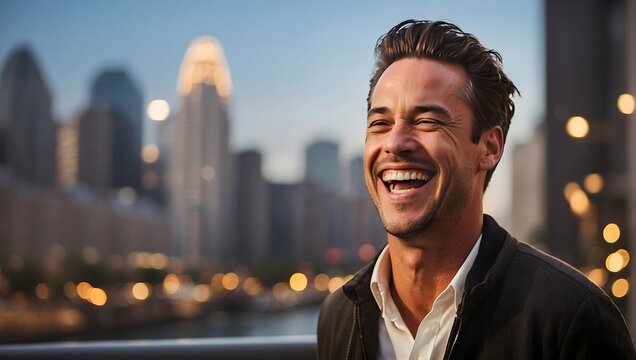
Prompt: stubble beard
<box><xmin>375</xmin><ymin>197</ymin><xmax>441</xmax><ymax>240</ymax></box>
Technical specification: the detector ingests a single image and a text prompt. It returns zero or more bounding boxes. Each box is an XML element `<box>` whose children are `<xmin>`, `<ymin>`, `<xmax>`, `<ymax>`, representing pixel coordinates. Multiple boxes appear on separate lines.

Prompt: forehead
<box><xmin>371</xmin><ymin>57</ymin><xmax>467</xmax><ymax>107</ymax></box>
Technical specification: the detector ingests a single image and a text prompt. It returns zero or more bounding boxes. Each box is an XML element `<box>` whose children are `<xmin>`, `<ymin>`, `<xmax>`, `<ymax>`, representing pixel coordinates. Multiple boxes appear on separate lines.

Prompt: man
<box><xmin>317</xmin><ymin>19</ymin><xmax>634</xmax><ymax>360</ymax></box>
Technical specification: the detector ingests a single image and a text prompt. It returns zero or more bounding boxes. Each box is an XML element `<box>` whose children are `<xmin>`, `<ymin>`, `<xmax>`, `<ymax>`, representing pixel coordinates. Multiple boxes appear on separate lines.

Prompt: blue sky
<box><xmin>0</xmin><ymin>0</ymin><xmax>544</xmax><ymax>224</ymax></box>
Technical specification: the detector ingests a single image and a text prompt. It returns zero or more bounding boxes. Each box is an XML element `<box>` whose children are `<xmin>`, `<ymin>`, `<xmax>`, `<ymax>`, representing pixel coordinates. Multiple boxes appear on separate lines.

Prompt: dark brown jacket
<box><xmin>317</xmin><ymin>215</ymin><xmax>635</xmax><ymax>359</ymax></box>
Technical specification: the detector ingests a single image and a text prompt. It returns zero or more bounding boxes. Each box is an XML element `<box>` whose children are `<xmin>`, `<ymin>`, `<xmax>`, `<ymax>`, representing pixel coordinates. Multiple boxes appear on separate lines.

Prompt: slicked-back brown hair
<box><xmin>367</xmin><ymin>19</ymin><xmax>519</xmax><ymax>190</ymax></box>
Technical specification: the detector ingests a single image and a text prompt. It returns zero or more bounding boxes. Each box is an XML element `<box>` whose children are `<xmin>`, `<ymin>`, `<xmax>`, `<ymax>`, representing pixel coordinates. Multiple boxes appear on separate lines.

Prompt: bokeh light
<box><xmin>583</xmin><ymin>173</ymin><xmax>603</xmax><ymax>194</ymax></box>
<box><xmin>569</xmin><ymin>189</ymin><xmax>590</xmax><ymax>216</ymax></box>
<box><xmin>617</xmin><ymin>93</ymin><xmax>635</xmax><ymax>115</ymax></box>
<box><xmin>313</xmin><ymin>273</ymin><xmax>330</xmax><ymax>292</ymax></box>
<box><xmin>289</xmin><ymin>273</ymin><xmax>308</xmax><ymax>292</ymax></box>
<box><xmin>147</xmin><ymin>99</ymin><xmax>170</xmax><ymax>121</ymax></box>
<box><xmin>612</xmin><ymin>278</ymin><xmax>629</xmax><ymax>298</ymax></box>
<box><xmin>141</xmin><ymin>144</ymin><xmax>160</xmax><ymax>164</ymax></box>
<box><xmin>89</xmin><ymin>288</ymin><xmax>107</xmax><ymax>306</ymax></box>
<box><xmin>327</xmin><ymin>276</ymin><xmax>345</xmax><ymax>293</ymax></box>
<box><xmin>606</xmin><ymin>252</ymin><xmax>626</xmax><ymax>273</ymax></box>
<box><xmin>565</xmin><ymin>116</ymin><xmax>589</xmax><ymax>138</ymax></box>
<box><xmin>242</xmin><ymin>277</ymin><xmax>262</xmax><ymax>296</ymax></box>
<box><xmin>586</xmin><ymin>268</ymin><xmax>608</xmax><ymax>287</ymax></box>
<box><xmin>603</xmin><ymin>223</ymin><xmax>621</xmax><ymax>243</ymax></box>
<box><xmin>222</xmin><ymin>272</ymin><xmax>240</xmax><ymax>291</ymax></box>
<box><xmin>132</xmin><ymin>282</ymin><xmax>150</xmax><ymax>300</ymax></box>
<box><xmin>163</xmin><ymin>273</ymin><xmax>180</xmax><ymax>295</ymax></box>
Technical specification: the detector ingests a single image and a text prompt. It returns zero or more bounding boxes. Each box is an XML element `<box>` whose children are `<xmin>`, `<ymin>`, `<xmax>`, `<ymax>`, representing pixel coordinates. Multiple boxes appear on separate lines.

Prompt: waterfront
<box><xmin>59</xmin><ymin>305</ymin><xmax>320</xmax><ymax>342</ymax></box>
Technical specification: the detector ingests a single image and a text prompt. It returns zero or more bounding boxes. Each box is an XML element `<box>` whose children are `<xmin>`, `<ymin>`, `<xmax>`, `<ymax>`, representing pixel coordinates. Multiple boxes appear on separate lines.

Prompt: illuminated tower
<box><xmin>0</xmin><ymin>46</ymin><xmax>56</xmax><ymax>185</ymax></box>
<box><xmin>170</xmin><ymin>36</ymin><xmax>233</xmax><ymax>265</ymax></box>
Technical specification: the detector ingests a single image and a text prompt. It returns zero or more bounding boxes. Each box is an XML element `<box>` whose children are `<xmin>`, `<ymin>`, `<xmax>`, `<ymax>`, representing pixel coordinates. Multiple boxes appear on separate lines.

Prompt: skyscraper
<box><xmin>546</xmin><ymin>0</ymin><xmax>633</xmax><ymax>313</ymax></box>
<box><xmin>170</xmin><ymin>36</ymin><xmax>233</xmax><ymax>265</ymax></box>
<box><xmin>90</xmin><ymin>69</ymin><xmax>143</xmax><ymax>190</ymax></box>
<box><xmin>0</xmin><ymin>46</ymin><xmax>56</xmax><ymax>186</ymax></box>
<box><xmin>305</xmin><ymin>140</ymin><xmax>341</xmax><ymax>194</ymax></box>
<box><xmin>234</xmin><ymin>150</ymin><xmax>270</xmax><ymax>265</ymax></box>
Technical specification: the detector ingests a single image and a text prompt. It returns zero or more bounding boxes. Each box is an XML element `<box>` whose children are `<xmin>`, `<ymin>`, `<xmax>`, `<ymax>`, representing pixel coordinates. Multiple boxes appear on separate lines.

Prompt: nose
<box><xmin>383</xmin><ymin>122</ymin><xmax>417</xmax><ymax>154</ymax></box>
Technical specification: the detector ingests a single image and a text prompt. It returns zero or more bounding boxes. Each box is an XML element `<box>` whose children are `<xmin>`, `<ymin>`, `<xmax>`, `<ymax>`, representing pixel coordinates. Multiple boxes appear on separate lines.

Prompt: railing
<box><xmin>0</xmin><ymin>335</ymin><xmax>317</xmax><ymax>360</ymax></box>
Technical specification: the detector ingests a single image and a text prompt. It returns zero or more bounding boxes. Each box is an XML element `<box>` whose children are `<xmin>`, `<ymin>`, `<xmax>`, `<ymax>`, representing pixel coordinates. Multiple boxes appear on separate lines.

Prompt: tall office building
<box><xmin>170</xmin><ymin>36</ymin><xmax>233</xmax><ymax>265</ymax></box>
<box><xmin>305</xmin><ymin>140</ymin><xmax>341</xmax><ymax>194</ymax></box>
<box><xmin>234</xmin><ymin>150</ymin><xmax>270</xmax><ymax>265</ymax></box>
<box><xmin>546</xmin><ymin>0</ymin><xmax>632</xmax><ymax>313</ymax></box>
<box><xmin>90</xmin><ymin>69</ymin><xmax>143</xmax><ymax>190</ymax></box>
<box><xmin>0</xmin><ymin>46</ymin><xmax>56</xmax><ymax>186</ymax></box>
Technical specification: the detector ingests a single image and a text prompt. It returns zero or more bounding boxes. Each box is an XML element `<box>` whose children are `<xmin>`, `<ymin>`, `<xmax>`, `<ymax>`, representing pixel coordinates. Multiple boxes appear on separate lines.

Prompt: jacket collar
<box><xmin>342</xmin><ymin>214</ymin><xmax>518</xmax><ymax>310</ymax></box>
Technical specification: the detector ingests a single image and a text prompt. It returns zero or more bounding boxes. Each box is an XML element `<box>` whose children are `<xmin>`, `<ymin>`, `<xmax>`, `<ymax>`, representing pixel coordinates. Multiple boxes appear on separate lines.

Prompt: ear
<box><xmin>478</xmin><ymin>126</ymin><xmax>504</xmax><ymax>172</ymax></box>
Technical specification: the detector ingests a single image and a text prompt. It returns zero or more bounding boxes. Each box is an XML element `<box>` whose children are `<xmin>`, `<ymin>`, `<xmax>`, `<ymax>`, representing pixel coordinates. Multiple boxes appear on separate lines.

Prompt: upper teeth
<box><xmin>382</xmin><ymin>170</ymin><xmax>430</xmax><ymax>182</ymax></box>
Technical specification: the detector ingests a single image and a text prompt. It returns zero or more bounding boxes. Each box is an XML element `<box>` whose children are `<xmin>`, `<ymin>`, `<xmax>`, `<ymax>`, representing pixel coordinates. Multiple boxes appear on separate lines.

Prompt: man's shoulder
<box><xmin>512</xmin><ymin>241</ymin><xmax>604</xmax><ymax>297</ymax></box>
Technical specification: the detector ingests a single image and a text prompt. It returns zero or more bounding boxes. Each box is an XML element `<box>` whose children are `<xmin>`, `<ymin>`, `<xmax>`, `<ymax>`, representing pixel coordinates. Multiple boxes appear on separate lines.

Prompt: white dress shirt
<box><xmin>370</xmin><ymin>235</ymin><xmax>482</xmax><ymax>360</ymax></box>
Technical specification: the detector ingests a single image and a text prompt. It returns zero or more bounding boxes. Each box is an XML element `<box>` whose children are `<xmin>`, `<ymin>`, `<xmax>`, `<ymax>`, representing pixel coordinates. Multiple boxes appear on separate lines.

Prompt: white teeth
<box><xmin>382</xmin><ymin>170</ymin><xmax>430</xmax><ymax>183</ymax></box>
<box><xmin>392</xmin><ymin>187</ymin><xmax>415</xmax><ymax>194</ymax></box>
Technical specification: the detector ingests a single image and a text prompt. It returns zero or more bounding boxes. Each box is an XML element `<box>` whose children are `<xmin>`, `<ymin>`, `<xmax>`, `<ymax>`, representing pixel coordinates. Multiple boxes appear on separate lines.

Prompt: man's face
<box><xmin>364</xmin><ymin>57</ymin><xmax>483</xmax><ymax>239</ymax></box>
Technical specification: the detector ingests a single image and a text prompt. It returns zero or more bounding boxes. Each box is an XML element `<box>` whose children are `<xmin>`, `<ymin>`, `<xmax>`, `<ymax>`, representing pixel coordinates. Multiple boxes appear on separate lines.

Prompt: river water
<box><xmin>64</xmin><ymin>305</ymin><xmax>320</xmax><ymax>342</ymax></box>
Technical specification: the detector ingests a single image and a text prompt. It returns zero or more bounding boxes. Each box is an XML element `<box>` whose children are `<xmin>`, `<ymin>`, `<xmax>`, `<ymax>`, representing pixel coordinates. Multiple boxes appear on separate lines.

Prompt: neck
<box><xmin>387</xmin><ymin>211</ymin><xmax>483</xmax><ymax>336</ymax></box>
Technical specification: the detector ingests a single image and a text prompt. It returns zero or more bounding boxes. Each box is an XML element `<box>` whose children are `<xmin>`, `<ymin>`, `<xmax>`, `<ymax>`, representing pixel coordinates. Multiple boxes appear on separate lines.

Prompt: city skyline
<box><xmin>0</xmin><ymin>0</ymin><xmax>544</xmax><ymax>226</ymax></box>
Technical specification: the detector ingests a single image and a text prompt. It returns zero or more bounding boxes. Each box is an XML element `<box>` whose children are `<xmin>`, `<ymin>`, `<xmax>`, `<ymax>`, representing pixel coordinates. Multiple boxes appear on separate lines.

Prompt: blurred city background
<box><xmin>0</xmin><ymin>0</ymin><xmax>634</xmax><ymax>344</ymax></box>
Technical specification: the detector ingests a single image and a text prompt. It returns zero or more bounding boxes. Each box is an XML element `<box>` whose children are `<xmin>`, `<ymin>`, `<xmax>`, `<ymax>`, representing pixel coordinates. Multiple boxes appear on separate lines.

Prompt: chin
<box><xmin>380</xmin><ymin>209</ymin><xmax>437</xmax><ymax>239</ymax></box>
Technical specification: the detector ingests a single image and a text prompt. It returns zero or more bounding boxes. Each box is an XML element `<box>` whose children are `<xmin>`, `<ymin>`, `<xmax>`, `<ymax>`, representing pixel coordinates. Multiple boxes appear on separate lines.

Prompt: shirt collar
<box><xmin>370</xmin><ymin>234</ymin><xmax>483</xmax><ymax>314</ymax></box>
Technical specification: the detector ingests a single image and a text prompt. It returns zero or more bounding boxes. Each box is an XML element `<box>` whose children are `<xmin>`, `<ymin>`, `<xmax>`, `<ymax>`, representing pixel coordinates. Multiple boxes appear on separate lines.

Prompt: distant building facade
<box><xmin>546</xmin><ymin>0</ymin><xmax>633</xmax><ymax>314</ymax></box>
<box><xmin>234</xmin><ymin>150</ymin><xmax>270</xmax><ymax>265</ymax></box>
<box><xmin>305</xmin><ymin>140</ymin><xmax>341</xmax><ymax>194</ymax></box>
<box><xmin>89</xmin><ymin>69</ymin><xmax>143</xmax><ymax>191</ymax></box>
<box><xmin>170</xmin><ymin>37</ymin><xmax>234</xmax><ymax>266</ymax></box>
<box><xmin>0</xmin><ymin>46</ymin><xmax>56</xmax><ymax>186</ymax></box>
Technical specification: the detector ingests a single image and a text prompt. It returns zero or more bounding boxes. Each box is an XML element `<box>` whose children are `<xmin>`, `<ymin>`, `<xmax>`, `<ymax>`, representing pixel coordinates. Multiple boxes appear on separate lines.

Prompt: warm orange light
<box><xmin>603</xmin><ymin>223</ymin><xmax>621</xmax><ymax>243</ymax></box>
<box><xmin>313</xmin><ymin>273</ymin><xmax>330</xmax><ymax>292</ymax></box>
<box><xmin>612</xmin><ymin>278</ymin><xmax>629</xmax><ymax>298</ymax></box>
<box><xmin>563</xmin><ymin>182</ymin><xmax>580</xmax><ymax>201</ymax></box>
<box><xmin>242</xmin><ymin>277</ymin><xmax>262</xmax><ymax>296</ymax></box>
<box><xmin>63</xmin><ymin>281</ymin><xmax>77</xmax><ymax>299</ymax></box>
<box><xmin>565</xmin><ymin>116</ymin><xmax>589</xmax><ymax>138</ymax></box>
<box><xmin>210</xmin><ymin>273</ymin><xmax>224</xmax><ymax>291</ymax></box>
<box><xmin>132</xmin><ymin>282</ymin><xmax>150</xmax><ymax>300</ymax></box>
<box><xmin>617</xmin><ymin>249</ymin><xmax>630</xmax><ymax>266</ymax></box>
<box><xmin>586</xmin><ymin>268</ymin><xmax>608</xmax><ymax>287</ymax></box>
<box><xmin>141</xmin><ymin>144</ymin><xmax>160</xmax><ymax>164</ymax></box>
<box><xmin>191</xmin><ymin>284</ymin><xmax>211</xmax><ymax>302</ymax></box>
<box><xmin>222</xmin><ymin>272</ymin><xmax>240</xmax><ymax>291</ymax></box>
<box><xmin>163</xmin><ymin>273</ymin><xmax>180</xmax><ymax>295</ymax></box>
<box><xmin>89</xmin><ymin>288</ymin><xmax>107</xmax><ymax>306</ymax></box>
<box><xmin>76</xmin><ymin>282</ymin><xmax>93</xmax><ymax>300</ymax></box>
<box><xmin>569</xmin><ymin>189</ymin><xmax>590</xmax><ymax>216</ymax></box>
<box><xmin>617</xmin><ymin>93</ymin><xmax>635</xmax><ymax>115</ymax></box>
<box><xmin>583</xmin><ymin>173</ymin><xmax>603</xmax><ymax>194</ymax></box>
<box><xmin>272</xmin><ymin>282</ymin><xmax>289</xmax><ymax>300</ymax></box>
<box><xmin>35</xmin><ymin>283</ymin><xmax>50</xmax><ymax>300</ymax></box>
<box><xmin>606</xmin><ymin>252</ymin><xmax>625</xmax><ymax>273</ymax></box>
<box><xmin>328</xmin><ymin>277</ymin><xmax>345</xmax><ymax>293</ymax></box>
<box><xmin>289</xmin><ymin>273</ymin><xmax>308</xmax><ymax>292</ymax></box>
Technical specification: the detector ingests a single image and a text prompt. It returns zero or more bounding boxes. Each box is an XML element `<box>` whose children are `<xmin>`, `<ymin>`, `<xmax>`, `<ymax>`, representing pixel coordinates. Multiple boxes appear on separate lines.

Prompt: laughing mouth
<box><xmin>381</xmin><ymin>170</ymin><xmax>432</xmax><ymax>194</ymax></box>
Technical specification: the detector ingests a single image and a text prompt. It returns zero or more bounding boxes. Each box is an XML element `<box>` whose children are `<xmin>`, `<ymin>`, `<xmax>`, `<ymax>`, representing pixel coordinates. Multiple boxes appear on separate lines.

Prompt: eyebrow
<box><xmin>367</xmin><ymin>106</ymin><xmax>389</xmax><ymax>118</ymax></box>
<box><xmin>412</xmin><ymin>105</ymin><xmax>451</xmax><ymax>119</ymax></box>
<box><xmin>367</xmin><ymin>105</ymin><xmax>451</xmax><ymax>118</ymax></box>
